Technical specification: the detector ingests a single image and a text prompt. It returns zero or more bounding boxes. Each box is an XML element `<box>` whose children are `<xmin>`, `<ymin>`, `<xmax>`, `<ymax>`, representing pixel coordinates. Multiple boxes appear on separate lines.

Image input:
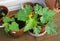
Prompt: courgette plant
<box><xmin>24</xmin><ymin>4</ymin><xmax>57</xmax><ymax>35</ymax></box>
<box><xmin>3</xmin><ymin>16</ymin><xmax>19</xmax><ymax>33</ymax></box>
<box><xmin>3</xmin><ymin>4</ymin><xmax>32</xmax><ymax>33</ymax></box>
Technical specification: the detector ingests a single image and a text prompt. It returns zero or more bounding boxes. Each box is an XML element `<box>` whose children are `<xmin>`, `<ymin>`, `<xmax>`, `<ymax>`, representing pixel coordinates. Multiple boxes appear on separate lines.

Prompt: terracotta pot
<box><xmin>46</xmin><ymin>0</ymin><xmax>56</xmax><ymax>9</ymax></box>
<box><xmin>46</xmin><ymin>0</ymin><xmax>60</xmax><ymax>13</ymax></box>
<box><xmin>8</xmin><ymin>27</ymin><xmax>24</xmax><ymax>37</ymax></box>
<box><xmin>0</xmin><ymin>6</ymin><xmax>8</xmax><ymax>18</ymax></box>
<box><xmin>0</xmin><ymin>6</ymin><xmax>8</xmax><ymax>28</ymax></box>
<box><xmin>28</xmin><ymin>30</ymin><xmax>46</xmax><ymax>37</ymax></box>
<box><xmin>58</xmin><ymin>0</ymin><xmax>60</xmax><ymax>9</ymax></box>
<box><xmin>24</xmin><ymin>2</ymin><xmax>34</xmax><ymax>7</ymax></box>
<box><xmin>7</xmin><ymin>18</ymin><xmax>26</xmax><ymax>37</ymax></box>
<box><xmin>28</xmin><ymin>24</ymin><xmax>47</xmax><ymax>37</ymax></box>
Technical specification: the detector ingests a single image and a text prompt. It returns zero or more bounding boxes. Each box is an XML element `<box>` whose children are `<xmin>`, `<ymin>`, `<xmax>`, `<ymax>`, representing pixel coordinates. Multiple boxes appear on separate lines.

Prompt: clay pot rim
<box><xmin>0</xmin><ymin>6</ymin><xmax>9</xmax><ymax>27</ymax></box>
<box><xmin>28</xmin><ymin>23</ymin><xmax>48</xmax><ymax>35</ymax></box>
<box><xmin>23</xmin><ymin>2</ymin><xmax>34</xmax><ymax>11</ymax></box>
<box><xmin>9</xmin><ymin>27</ymin><xmax>24</xmax><ymax>33</ymax></box>
<box><xmin>0</xmin><ymin>6</ymin><xmax>9</xmax><ymax>14</ymax></box>
<box><xmin>28</xmin><ymin>30</ymin><xmax>46</xmax><ymax>37</ymax></box>
<box><xmin>8</xmin><ymin>27</ymin><xmax>24</xmax><ymax>37</ymax></box>
<box><xmin>24</xmin><ymin>2</ymin><xmax>34</xmax><ymax>7</ymax></box>
<box><xmin>28</xmin><ymin>28</ymin><xmax>45</xmax><ymax>34</ymax></box>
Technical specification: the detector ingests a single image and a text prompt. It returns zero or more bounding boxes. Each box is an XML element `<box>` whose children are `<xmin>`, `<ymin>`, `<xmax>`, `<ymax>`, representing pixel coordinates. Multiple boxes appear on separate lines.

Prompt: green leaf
<box><xmin>24</xmin><ymin>5</ymin><xmax>32</xmax><ymax>14</ymax></box>
<box><xmin>34</xmin><ymin>26</ymin><xmax>41</xmax><ymax>35</ymax></box>
<box><xmin>15</xmin><ymin>5</ymin><xmax>32</xmax><ymax>21</ymax></box>
<box><xmin>3</xmin><ymin>16</ymin><xmax>13</xmax><ymax>23</ymax></box>
<box><xmin>45</xmin><ymin>22</ymin><xmax>57</xmax><ymax>35</ymax></box>
<box><xmin>34</xmin><ymin>4</ymin><xmax>42</xmax><ymax>14</ymax></box>
<box><xmin>25</xmin><ymin>4</ymin><xmax>32</xmax><ymax>10</ymax></box>
<box><xmin>24</xmin><ymin>18</ymin><xmax>37</xmax><ymax>32</ymax></box>
<box><xmin>9</xmin><ymin>22</ymin><xmax>19</xmax><ymax>32</ymax></box>
<box><xmin>38</xmin><ymin>8</ymin><xmax>43</xmax><ymax>15</ymax></box>
<box><xmin>3</xmin><ymin>23</ymin><xmax>9</xmax><ymax>33</ymax></box>
<box><xmin>38</xmin><ymin>7</ymin><xmax>49</xmax><ymax>15</ymax></box>
<box><xmin>48</xmin><ymin>10</ymin><xmax>56</xmax><ymax>17</ymax></box>
<box><xmin>2</xmin><ymin>12</ymin><xmax>5</xmax><ymax>16</ymax></box>
<box><xmin>40</xmin><ymin>16</ymin><xmax>47</xmax><ymax>24</ymax></box>
<box><xmin>43</xmin><ymin>7</ymin><xmax>49</xmax><ymax>13</ymax></box>
<box><xmin>3</xmin><ymin>22</ymin><xmax>19</xmax><ymax>32</ymax></box>
<box><xmin>39</xmin><ymin>7</ymin><xmax>56</xmax><ymax>24</ymax></box>
<box><xmin>11</xmin><ymin>17</ymin><xmax>15</xmax><ymax>21</ymax></box>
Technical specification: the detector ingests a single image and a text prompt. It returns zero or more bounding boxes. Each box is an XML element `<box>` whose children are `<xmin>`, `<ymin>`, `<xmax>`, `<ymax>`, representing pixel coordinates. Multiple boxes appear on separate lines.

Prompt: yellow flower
<box><xmin>29</xmin><ymin>12</ymin><xmax>33</xmax><ymax>18</ymax></box>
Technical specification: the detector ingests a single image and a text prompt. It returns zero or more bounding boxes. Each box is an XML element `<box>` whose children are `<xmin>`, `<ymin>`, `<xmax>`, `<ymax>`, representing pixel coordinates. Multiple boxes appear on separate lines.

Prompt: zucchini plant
<box><xmin>24</xmin><ymin>4</ymin><xmax>57</xmax><ymax>35</ymax></box>
<box><xmin>3</xmin><ymin>4</ymin><xmax>32</xmax><ymax>33</ymax></box>
<box><xmin>3</xmin><ymin>16</ymin><xmax>19</xmax><ymax>33</ymax></box>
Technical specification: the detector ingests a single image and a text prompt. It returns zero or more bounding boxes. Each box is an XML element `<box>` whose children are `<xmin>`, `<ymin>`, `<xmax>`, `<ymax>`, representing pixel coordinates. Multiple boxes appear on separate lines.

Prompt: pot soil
<box><xmin>28</xmin><ymin>24</ymin><xmax>47</xmax><ymax>37</ymax></box>
<box><xmin>8</xmin><ymin>18</ymin><xmax>26</xmax><ymax>37</ymax></box>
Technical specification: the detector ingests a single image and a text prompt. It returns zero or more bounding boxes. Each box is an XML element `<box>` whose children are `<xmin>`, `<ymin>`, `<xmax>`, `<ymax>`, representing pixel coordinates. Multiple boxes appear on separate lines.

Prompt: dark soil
<box><xmin>15</xmin><ymin>18</ymin><xmax>26</xmax><ymax>29</ymax></box>
<box><xmin>34</xmin><ymin>3</ymin><xmax>44</xmax><ymax>8</ymax></box>
<box><xmin>0</xmin><ymin>8</ymin><xmax>7</xmax><ymax>18</ymax></box>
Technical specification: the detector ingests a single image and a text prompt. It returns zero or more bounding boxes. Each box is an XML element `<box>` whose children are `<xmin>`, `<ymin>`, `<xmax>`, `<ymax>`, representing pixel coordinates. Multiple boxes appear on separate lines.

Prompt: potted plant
<box><xmin>0</xmin><ymin>6</ymin><xmax>8</xmax><ymax>27</ymax></box>
<box><xmin>2</xmin><ymin>16</ymin><xmax>26</xmax><ymax>37</ymax></box>
<box><xmin>24</xmin><ymin>4</ymin><xmax>57</xmax><ymax>37</ymax></box>
<box><xmin>0</xmin><ymin>4</ymin><xmax>32</xmax><ymax>37</ymax></box>
<box><xmin>6</xmin><ymin>4</ymin><xmax>32</xmax><ymax>37</ymax></box>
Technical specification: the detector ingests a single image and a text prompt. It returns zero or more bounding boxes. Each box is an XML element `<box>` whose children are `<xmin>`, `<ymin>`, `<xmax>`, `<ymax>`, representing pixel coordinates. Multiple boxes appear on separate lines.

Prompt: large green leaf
<box><xmin>45</xmin><ymin>22</ymin><xmax>57</xmax><ymax>35</ymax></box>
<box><xmin>9</xmin><ymin>22</ymin><xmax>19</xmax><ymax>32</ymax></box>
<box><xmin>3</xmin><ymin>23</ymin><xmax>9</xmax><ymax>33</ymax></box>
<box><xmin>24</xmin><ymin>18</ymin><xmax>37</xmax><ymax>32</ymax></box>
<box><xmin>3</xmin><ymin>16</ymin><xmax>13</xmax><ymax>23</ymax></box>
<box><xmin>15</xmin><ymin>5</ymin><xmax>32</xmax><ymax>21</ymax></box>
<box><xmin>39</xmin><ymin>7</ymin><xmax>56</xmax><ymax>24</ymax></box>
<box><xmin>3</xmin><ymin>22</ymin><xmax>19</xmax><ymax>32</ymax></box>
<box><xmin>38</xmin><ymin>7</ymin><xmax>49</xmax><ymax>15</ymax></box>
<box><xmin>34</xmin><ymin>4</ymin><xmax>42</xmax><ymax>14</ymax></box>
<box><xmin>34</xmin><ymin>26</ymin><xmax>41</xmax><ymax>35</ymax></box>
<box><xmin>24</xmin><ymin>5</ymin><xmax>32</xmax><ymax>14</ymax></box>
<box><xmin>15</xmin><ymin>9</ymin><xmax>27</xmax><ymax>21</ymax></box>
<box><xmin>40</xmin><ymin>16</ymin><xmax>47</xmax><ymax>24</ymax></box>
<box><xmin>47</xmin><ymin>10</ymin><xmax>56</xmax><ymax>17</ymax></box>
